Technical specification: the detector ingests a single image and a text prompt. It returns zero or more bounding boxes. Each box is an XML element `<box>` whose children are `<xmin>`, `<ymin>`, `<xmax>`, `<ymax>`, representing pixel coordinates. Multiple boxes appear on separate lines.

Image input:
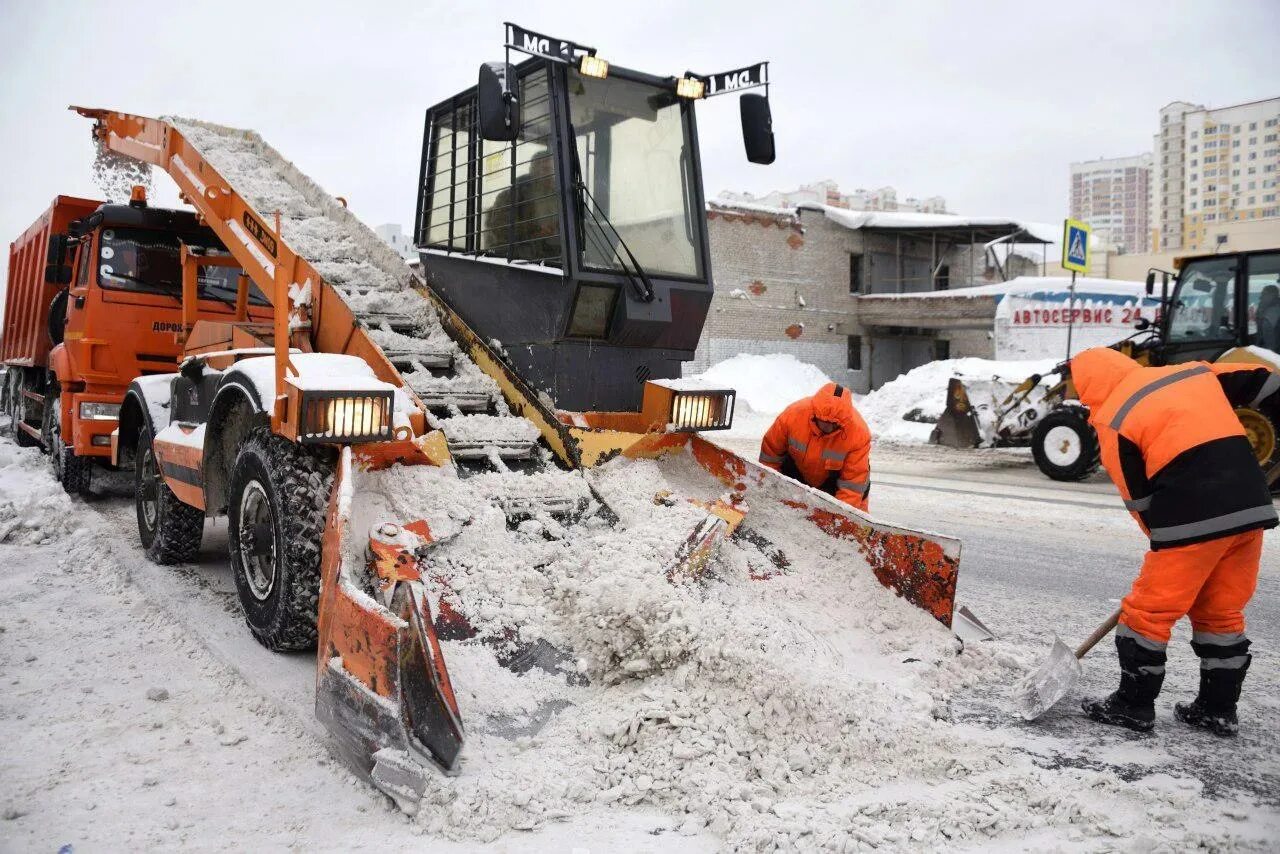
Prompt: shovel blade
<box><xmin>1019</xmin><ymin>637</ymin><xmax>1081</xmax><ymax>720</ymax></box>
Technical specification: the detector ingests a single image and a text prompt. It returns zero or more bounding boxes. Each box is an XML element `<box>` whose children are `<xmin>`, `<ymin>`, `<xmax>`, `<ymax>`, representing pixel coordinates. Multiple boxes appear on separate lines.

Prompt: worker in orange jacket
<box><xmin>758</xmin><ymin>382</ymin><xmax>872</xmax><ymax>512</ymax></box>
<box><xmin>1070</xmin><ymin>347</ymin><xmax>1279</xmax><ymax>735</ymax></box>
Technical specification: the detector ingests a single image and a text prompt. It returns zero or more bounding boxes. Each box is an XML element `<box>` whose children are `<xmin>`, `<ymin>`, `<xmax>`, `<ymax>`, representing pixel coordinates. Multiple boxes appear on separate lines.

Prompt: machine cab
<box><xmin>414</xmin><ymin>24</ymin><xmax>773</xmax><ymax>412</ymax></box>
<box><xmin>1152</xmin><ymin>249</ymin><xmax>1280</xmax><ymax>364</ymax></box>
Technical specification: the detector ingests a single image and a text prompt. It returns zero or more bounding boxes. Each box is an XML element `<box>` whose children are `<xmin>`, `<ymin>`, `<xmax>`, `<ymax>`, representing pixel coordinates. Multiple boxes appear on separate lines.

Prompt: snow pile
<box><xmin>673</xmin><ymin>353</ymin><xmax>830</xmax><ymax>416</ymax></box>
<box><xmin>334</xmin><ymin>450</ymin><xmax>1270</xmax><ymax>850</ymax></box>
<box><xmin>859</xmin><ymin>358</ymin><xmax>1055</xmax><ymax>443</ymax></box>
<box><xmin>0</xmin><ymin>443</ymin><xmax>82</xmax><ymax>545</ymax></box>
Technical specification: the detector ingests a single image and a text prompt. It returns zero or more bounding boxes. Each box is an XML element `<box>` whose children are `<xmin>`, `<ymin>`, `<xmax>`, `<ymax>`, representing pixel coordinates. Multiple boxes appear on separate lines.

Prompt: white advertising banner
<box><xmin>994</xmin><ymin>289</ymin><xmax>1162</xmax><ymax>360</ymax></box>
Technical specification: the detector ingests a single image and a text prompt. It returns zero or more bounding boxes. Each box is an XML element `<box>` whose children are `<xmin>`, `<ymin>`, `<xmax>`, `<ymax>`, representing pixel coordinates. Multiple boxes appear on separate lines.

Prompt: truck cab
<box><xmin>4</xmin><ymin>190</ymin><xmax>271</xmax><ymax>494</ymax></box>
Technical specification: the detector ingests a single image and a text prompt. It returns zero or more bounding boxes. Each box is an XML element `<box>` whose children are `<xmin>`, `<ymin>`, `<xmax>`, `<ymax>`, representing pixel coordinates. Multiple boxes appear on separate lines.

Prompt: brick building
<box><xmin>691</xmin><ymin>201</ymin><xmax>1050</xmax><ymax>391</ymax></box>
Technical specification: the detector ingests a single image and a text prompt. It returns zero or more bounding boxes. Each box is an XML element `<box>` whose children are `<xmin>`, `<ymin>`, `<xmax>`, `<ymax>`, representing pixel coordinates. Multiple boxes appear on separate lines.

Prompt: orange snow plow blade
<box><xmin>315</xmin><ymin>448</ymin><xmax>465</xmax><ymax>809</ymax></box>
<box><xmin>614</xmin><ymin>431</ymin><xmax>960</xmax><ymax>627</ymax></box>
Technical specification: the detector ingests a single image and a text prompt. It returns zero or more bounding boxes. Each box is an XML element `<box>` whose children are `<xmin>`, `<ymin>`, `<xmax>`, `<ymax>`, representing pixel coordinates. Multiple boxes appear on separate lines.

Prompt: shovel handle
<box><xmin>1074</xmin><ymin>608</ymin><xmax>1122</xmax><ymax>659</ymax></box>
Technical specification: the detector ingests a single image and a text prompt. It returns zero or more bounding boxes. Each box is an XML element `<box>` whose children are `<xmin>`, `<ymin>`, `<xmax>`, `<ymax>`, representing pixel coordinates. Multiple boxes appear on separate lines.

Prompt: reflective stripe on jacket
<box><xmin>759</xmin><ymin>382</ymin><xmax>872</xmax><ymax>511</ymax></box>
<box><xmin>1071</xmin><ymin>347</ymin><xmax>1278</xmax><ymax>550</ymax></box>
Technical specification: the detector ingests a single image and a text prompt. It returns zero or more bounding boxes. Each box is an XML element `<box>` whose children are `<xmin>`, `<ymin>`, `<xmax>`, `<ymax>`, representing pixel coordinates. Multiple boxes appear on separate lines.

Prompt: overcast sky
<box><xmin>2</xmin><ymin>0</ymin><xmax>1278</xmax><ymax>283</ymax></box>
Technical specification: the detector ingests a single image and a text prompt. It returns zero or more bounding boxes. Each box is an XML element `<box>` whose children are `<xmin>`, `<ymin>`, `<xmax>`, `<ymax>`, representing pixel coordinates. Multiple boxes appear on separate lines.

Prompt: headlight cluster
<box><xmin>79</xmin><ymin>402</ymin><xmax>121</xmax><ymax>421</ymax></box>
<box><xmin>298</xmin><ymin>390</ymin><xmax>394</xmax><ymax>444</ymax></box>
<box><xmin>669</xmin><ymin>390</ymin><xmax>735</xmax><ymax>432</ymax></box>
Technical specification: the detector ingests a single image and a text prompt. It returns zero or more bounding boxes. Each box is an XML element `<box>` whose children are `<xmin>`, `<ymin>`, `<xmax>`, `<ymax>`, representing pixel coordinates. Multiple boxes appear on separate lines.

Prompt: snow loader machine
<box><xmin>75</xmin><ymin>23</ymin><xmax>961</xmax><ymax>810</ymax></box>
<box><xmin>931</xmin><ymin>249</ymin><xmax>1280</xmax><ymax>485</ymax></box>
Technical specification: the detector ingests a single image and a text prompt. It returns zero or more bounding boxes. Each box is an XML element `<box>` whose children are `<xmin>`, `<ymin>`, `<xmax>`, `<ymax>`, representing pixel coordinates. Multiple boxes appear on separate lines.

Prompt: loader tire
<box><xmin>136</xmin><ymin>425</ymin><xmax>204</xmax><ymax>564</ymax></box>
<box><xmin>43</xmin><ymin>393</ymin><xmax>93</xmax><ymax>497</ymax></box>
<box><xmin>1031</xmin><ymin>408</ymin><xmax>1100</xmax><ymax>482</ymax></box>
<box><xmin>228</xmin><ymin>426</ymin><xmax>334</xmax><ymax>652</ymax></box>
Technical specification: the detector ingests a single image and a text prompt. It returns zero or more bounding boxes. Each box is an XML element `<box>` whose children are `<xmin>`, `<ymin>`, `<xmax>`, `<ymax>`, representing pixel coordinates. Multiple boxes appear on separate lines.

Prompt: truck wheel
<box><xmin>228</xmin><ymin>426</ymin><xmax>334</xmax><ymax>652</ymax></box>
<box><xmin>42</xmin><ymin>393</ymin><xmax>93</xmax><ymax>496</ymax></box>
<box><xmin>1031</xmin><ymin>408</ymin><xmax>1101</xmax><ymax>482</ymax></box>
<box><xmin>10</xmin><ymin>374</ymin><xmax>38</xmax><ymax>448</ymax></box>
<box><xmin>136</xmin><ymin>425</ymin><xmax>205</xmax><ymax>564</ymax></box>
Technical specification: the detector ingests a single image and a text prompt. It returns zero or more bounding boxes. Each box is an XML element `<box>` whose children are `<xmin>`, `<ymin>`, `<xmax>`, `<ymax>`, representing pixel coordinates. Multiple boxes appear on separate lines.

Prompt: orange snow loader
<box><xmin>72</xmin><ymin>22</ymin><xmax>959</xmax><ymax>811</ymax></box>
<box><xmin>2</xmin><ymin>191</ymin><xmax>273</xmax><ymax>494</ymax></box>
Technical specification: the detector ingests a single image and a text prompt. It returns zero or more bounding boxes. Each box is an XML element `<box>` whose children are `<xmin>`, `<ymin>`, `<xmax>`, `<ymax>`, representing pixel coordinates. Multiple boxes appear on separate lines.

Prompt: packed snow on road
<box><xmin>3</xmin><ymin>384</ymin><xmax>1278</xmax><ymax>852</ymax></box>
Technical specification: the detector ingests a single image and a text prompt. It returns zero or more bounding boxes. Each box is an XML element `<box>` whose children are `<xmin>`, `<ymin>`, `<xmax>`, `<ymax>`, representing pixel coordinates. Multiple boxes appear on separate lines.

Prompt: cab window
<box><xmin>1245</xmin><ymin>252</ymin><xmax>1280</xmax><ymax>351</ymax></box>
<box><xmin>1168</xmin><ymin>257</ymin><xmax>1237</xmax><ymax>342</ymax></box>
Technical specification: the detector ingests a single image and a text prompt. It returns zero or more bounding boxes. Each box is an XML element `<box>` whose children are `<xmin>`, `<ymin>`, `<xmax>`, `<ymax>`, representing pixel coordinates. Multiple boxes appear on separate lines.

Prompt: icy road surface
<box><xmin>2</xmin><ymin>435</ymin><xmax>1278</xmax><ymax>850</ymax></box>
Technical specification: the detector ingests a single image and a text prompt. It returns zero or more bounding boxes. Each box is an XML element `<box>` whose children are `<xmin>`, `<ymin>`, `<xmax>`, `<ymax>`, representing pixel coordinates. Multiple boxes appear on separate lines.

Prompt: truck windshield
<box><xmin>568</xmin><ymin>70</ymin><xmax>701</xmax><ymax>280</ymax></box>
<box><xmin>97</xmin><ymin>227</ymin><xmax>269</xmax><ymax>306</ymax></box>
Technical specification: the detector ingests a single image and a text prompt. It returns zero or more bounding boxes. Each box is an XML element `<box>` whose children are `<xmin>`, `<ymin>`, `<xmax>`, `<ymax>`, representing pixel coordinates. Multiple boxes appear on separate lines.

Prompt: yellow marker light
<box><xmin>579</xmin><ymin>55</ymin><xmax>609</xmax><ymax>79</ymax></box>
<box><xmin>676</xmin><ymin>77</ymin><xmax>706</xmax><ymax>99</ymax></box>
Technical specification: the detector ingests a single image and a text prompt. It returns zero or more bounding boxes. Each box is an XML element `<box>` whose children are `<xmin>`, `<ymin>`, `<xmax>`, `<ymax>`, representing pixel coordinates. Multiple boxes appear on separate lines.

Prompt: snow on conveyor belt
<box><xmin>152</xmin><ymin>122</ymin><xmax>1280</xmax><ymax>850</ymax></box>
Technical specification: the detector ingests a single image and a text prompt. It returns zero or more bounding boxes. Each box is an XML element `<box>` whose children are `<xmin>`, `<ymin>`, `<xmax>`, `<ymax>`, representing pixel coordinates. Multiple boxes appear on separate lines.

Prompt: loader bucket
<box><xmin>620</xmin><ymin>432</ymin><xmax>961</xmax><ymax>627</ymax></box>
<box><xmin>931</xmin><ymin>378</ymin><xmax>983</xmax><ymax>449</ymax></box>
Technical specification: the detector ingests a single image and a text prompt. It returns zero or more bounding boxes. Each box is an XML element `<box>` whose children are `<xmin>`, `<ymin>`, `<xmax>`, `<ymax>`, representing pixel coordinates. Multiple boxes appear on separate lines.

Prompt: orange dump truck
<box><xmin>3</xmin><ymin>191</ymin><xmax>270</xmax><ymax>494</ymax></box>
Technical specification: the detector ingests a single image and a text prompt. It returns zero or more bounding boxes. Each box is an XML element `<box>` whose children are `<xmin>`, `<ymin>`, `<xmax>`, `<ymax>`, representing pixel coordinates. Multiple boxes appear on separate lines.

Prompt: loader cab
<box><xmin>415</xmin><ymin>26</ymin><xmax>773</xmax><ymax>412</ymax></box>
<box><xmin>1155</xmin><ymin>249</ymin><xmax>1280</xmax><ymax>364</ymax></box>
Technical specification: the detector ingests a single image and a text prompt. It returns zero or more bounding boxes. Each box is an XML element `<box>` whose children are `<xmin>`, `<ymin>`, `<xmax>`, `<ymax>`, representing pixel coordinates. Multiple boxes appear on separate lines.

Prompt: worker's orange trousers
<box><xmin>1120</xmin><ymin>530</ymin><xmax>1263</xmax><ymax>644</ymax></box>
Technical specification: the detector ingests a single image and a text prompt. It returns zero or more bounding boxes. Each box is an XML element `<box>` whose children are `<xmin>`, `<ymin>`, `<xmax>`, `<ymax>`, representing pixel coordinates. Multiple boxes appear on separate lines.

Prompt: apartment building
<box><xmin>1154</xmin><ymin>97</ymin><xmax>1280</xmax><ymax>253</ymax></box>
<box><xmin>719</xmin><ymin>180</ymin><xmax>948</xmax><ymax>214</ymax></box>
<box><xmin>1070</xmin><ymin>154</ymin><xmax>1153</xmax><ymax>253</ymax></box>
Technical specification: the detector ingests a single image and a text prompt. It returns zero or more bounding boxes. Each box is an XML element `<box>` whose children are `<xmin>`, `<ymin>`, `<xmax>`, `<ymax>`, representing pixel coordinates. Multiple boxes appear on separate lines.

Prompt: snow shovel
<box><xmin>1019</xmin><ymin>608</ymin><xmax>1121</xmax><ymax>721</ymax></box>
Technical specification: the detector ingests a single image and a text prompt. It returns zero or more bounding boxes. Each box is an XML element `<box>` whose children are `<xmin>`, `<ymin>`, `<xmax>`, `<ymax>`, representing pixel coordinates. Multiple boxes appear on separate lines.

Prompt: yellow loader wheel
<box><xmin>1235</xmin><ymin>407</ymin><xmax>1278</xmax><ymax>468</ymax></box>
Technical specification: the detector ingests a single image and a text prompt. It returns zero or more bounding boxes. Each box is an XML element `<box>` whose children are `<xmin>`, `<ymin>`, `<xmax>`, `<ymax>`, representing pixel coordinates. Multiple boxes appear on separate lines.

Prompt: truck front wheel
<box><xmin>227</xmin><ymin>426</ymin><xmax>334</xmax><ymax>652</ymax></box>
<box><xmin>136</xmin><ymin>425</ymin><xmax>205</xmax><ymax>564</ymax></box>
<box><xmin>43</xmin><ymin>393</ymin><xmax>93</xmax><ymax>496</ymax></box>
<box><xmin>1031</xmin><ymin>407</ymin><xmax>1101</xmax><ymax>482</ymax></box>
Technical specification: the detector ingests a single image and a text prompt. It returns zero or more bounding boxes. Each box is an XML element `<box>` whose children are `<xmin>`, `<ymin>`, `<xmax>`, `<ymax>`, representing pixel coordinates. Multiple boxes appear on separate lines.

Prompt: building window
<box><xmin>847</xmin><ymin>335</ymin><xmax>863</xmax><ymax>371</ymax></box>
<box><xmin>935</xmin><ymin>265</ymin><xmax>950</xmax><ymax>291</ymax></box>
<box><xmin>934</xmin><ymin>339</ymin><xmax>951</xmax><ymax>361</ymax></box>
<box><xmin>849</xmin><ymin>253</ymin><xmax>863</xmax><ymax>294</ymax></box>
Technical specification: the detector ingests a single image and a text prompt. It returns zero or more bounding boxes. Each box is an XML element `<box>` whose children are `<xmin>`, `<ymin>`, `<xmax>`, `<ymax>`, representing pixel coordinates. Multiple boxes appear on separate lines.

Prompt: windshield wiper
<box><xmin>565</xmin><ymin>123</ymin><xmax>656</xmax><ymax>303</ymax></box>
<box><xmin>102</xmin><ymin>272</ymin><xmax>183</xmax><ymax>303</ymax></box>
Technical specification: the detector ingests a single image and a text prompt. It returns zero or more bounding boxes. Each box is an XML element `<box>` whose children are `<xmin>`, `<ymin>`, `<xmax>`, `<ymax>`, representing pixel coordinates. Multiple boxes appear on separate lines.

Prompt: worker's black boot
<box><xmin>1176</xmin><ymin>633</ymin><xmax>1251</xmax><ymax>738</ymax></box>
<box><xmin>1082</xmin><ymin>632</ymin><xmax>1165</xmax><ymax>733</ymax></box>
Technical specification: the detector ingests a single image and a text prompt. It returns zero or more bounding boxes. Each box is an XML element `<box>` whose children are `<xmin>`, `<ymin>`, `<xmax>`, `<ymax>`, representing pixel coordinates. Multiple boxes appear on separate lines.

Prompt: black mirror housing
<box><xmin>740</xmin><ymin>93</ymin><xmax>775</xmax><ymax>165</ymax></box>
<box><xmin>1144</xmin><ymin>270</ymin><xmax>1155</xmax><ymax>296</ymax></box>
<box><xmin>1133</xmin><ymin>317</ymin><xmax>1151</xmax><ymax>331</ymax></box>
<box><xmin>44</xmin><ymin>264</ymin><xmax>73</xmax><ymax>286</ymax></box>
<box><xmin>478</xmin><ymin>62</ymin><xmax>519</xmax><ymax>142</ymax></box>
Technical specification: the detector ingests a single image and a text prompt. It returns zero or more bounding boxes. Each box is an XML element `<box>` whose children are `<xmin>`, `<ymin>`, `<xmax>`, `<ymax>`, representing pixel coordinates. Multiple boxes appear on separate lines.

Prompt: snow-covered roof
<box><xmin>707</xmin><ymin>199</ymin><xmax>798</xmax><ymax>221</ymax></box>
<box><xmin>797</xmin><ymin>203</ymin><xmax>1058</xmax><ymax>244</ymax></box>
<box><xmin>858</xmin><ymin>275</ymin><xmax>1149</xmax><ymax>301</ymax></box>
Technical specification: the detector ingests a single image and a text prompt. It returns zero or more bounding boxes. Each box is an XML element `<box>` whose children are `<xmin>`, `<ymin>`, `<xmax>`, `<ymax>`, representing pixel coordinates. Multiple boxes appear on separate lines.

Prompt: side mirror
<box><xmin>1133</xmin><ymin>317</ymin><xmax>1151</xmax><ymax>331</ymax></box>
<box><xmin>740</xmin><ymin>93</ymin><xmax>775</xmax><ymax>165</ymax></box>
<box><xmin>44</xmin><ymin>233</ymin><xmax>73</xmax><ymax>285</ymax></box>
<box><xmin>1144</xmin><ymin>270</ymin><xmax>1155</xmax><ymax>296</ymax></box>
<box><xmin>478</xmin><ymin>62</ymin><xmax>519</xmax><ymax>142</ymax></box>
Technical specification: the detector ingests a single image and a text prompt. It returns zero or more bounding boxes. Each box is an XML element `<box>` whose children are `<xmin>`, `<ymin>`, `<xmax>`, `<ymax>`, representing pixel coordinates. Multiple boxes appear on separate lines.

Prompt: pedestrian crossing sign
<box><xmin>1062</xmin><ymin>218</ymin><xmax>1091</xmax><ymax>274</ymax></box>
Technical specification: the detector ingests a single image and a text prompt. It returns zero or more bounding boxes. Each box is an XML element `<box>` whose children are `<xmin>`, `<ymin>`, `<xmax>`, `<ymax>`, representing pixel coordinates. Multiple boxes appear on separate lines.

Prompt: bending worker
<box><xmin>1070</xmin><ymin>347</ymin><xmax>1279</xmax><ymax>736</ymax></box>
<box><xmin>759</xmin><ymin>382</ymin><xmax>872</xmax><ymax>512</ymax></box>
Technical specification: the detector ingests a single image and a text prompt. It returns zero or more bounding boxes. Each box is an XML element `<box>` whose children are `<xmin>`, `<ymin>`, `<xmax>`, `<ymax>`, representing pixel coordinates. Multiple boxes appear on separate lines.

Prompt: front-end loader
<box><xmin>72</xmin><ymin>23</ymin><xmax>962</xmax><ymax>811</ymax></box>
<box><xmin>932</xmin><ymin>249</ymin><xmax>1280</xmax><ymax>484</ymax></box>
